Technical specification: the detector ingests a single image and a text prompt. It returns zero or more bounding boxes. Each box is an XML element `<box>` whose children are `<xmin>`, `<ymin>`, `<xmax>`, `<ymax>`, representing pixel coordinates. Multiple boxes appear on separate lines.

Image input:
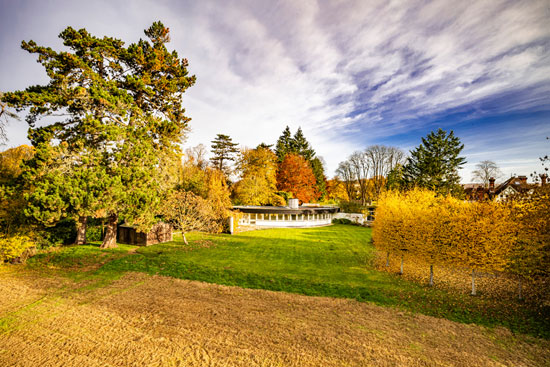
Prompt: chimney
<box><xmin>518</xmin><ymin>175</ymin><xmax>528</xmax><ymax>185</ymax></box>
<box><xmin>488</xmin><ymin>177</ymin><xmax>495</xmax><ymax>191</ymax></box>
<box><xmin>288</xmin><ymin>198</ymin><xmax>299</xmax><ymax>209</ymax></box>
<box><xmin>541</xmin><ymin>174</ymin><xmax>548</xmax><ymax>186</ymax></box>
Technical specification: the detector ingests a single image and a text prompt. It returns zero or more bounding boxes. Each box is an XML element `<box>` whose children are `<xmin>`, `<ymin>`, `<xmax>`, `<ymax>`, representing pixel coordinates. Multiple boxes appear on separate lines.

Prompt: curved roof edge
<box><xmin>232</xmin><ymin>206</ymin><xmax>340</xmax><ymax>214</ymax></box>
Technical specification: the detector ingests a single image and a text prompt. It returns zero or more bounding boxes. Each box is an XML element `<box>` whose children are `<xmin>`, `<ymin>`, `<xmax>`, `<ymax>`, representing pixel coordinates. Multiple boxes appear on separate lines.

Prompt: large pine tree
<box><xmin>275</xmin><ymin>126</ymin><xmax>293</xmax><ymax>162</ymax></box>
<box><xmin>402</xmin><ymin>128</ymin><xmax>466</xmax><ymax>195</ymax></box>
<box><xmin>210</xmin><ymin>134</ymin><xmax>239</xmax><ymax>174</ymax></box>
<box><xmin>3</xmin><ymin>22</ymin><xmax>196</xmax><ymax>248</ymax></box>
<box><xmin>291</xmin><ymin>127</ymin><xmax>316</xmax><ymax>161</ymax></box>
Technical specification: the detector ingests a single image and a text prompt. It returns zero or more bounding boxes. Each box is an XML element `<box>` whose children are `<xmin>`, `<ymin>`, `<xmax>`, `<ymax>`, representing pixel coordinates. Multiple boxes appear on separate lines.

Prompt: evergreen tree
<box><xmin>275</xmin><ymin>126</ymin><xmax>293</xmax><ymax>162</ymax></box>
<box><xmin>291</xmin><ymin>127</ymin><xmax>316</xmax><ymax>161</ymax></box>
<box><xmin>311</xmin><ymin>157</ymin><xmax>327</xmax><ymax>200</ymax></box>
<box><xmin>3</xmin><ymin>22</ymin><xmax>196</xmax><ymax>248</ymax></box>
<box><xmin>210</xmin><ymin>134</ymin><xmax>239</xmax><ymax>174</ymax></box>
<box><xmin>402</xmin><ymin>128</ymin><xmax>466</xmax><ymax>196</ymax></box>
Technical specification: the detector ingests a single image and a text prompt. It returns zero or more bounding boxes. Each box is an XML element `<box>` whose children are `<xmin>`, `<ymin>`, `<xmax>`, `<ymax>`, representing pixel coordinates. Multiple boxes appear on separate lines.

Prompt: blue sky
<box><xmin>1</xmin><ymin>0</ymin><xmax>549</xmax><ymax>182</ymax></box>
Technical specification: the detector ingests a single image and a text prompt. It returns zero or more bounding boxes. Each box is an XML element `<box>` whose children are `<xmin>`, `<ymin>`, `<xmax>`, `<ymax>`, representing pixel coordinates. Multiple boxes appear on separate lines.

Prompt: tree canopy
<box><xmin>402</xmin><ymin>128</ymin><xmax>465</xmax><ymax>196</ymax></box>
<box><xmin>276</xmin><ymin>153</ymin><xmax>319</xmax><ymax>203</ymax></box>
<box><xmin>210</xmin><ymin>134</ymin><xmax>239</xmax><ymax>174</ymax></box>
<box><xmin>2</xmin><ymin>21</ymin><xmax>196</xmax><ymax>248</ymax></box>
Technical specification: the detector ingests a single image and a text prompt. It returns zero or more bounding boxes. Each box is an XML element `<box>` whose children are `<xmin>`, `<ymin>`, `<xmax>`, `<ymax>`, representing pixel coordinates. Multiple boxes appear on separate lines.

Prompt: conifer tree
<box><xmin>402</xmin><ymin>128</ymin><xmax>466</xmax><ymax>196</ymax></box>
<box><xmin>275</xmin><ymin>126</ymin><xmax>293</xmax><ymax>162</ymax></box>
<box><xmin>210</xmin><ymin>134</ymin><xmax>239</xmax><ymax>174</ymax></box>
<box><xmin>311</xmin><ymin>157</ymin><xmax>327</xmax><ymax>200</ymax></box>
<box><xmin>3</xmin><ymin>22</ymin><xmax>196</xmax><ymax>248</ymax></box>
<box><xmin>291</xmin><ymin>127</ymin><xmax>316</xmax><ymax>161</ymax></box>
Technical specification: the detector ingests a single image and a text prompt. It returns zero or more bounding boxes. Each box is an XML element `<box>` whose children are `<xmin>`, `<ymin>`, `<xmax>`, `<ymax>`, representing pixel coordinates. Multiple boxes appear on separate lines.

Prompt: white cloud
<box><xmin>1</xmin><ymin>0</ymin><xmax>549</xmax><ymax>179</ymax></box>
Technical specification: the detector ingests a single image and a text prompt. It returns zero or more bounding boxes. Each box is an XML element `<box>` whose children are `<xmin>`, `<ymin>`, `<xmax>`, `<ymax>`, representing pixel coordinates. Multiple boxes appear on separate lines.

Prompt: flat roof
<box><xmin>232</xmin><ymin>206</ymin><xmax>339</xmax><ymax>214</ymax></box>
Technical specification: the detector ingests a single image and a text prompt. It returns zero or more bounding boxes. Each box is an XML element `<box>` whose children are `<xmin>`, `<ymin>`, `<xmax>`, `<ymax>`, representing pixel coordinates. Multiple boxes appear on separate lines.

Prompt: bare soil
<box><xmin>1</xmin><ymin>267</ymin><xmax>548</xmax><ymax>367</ymax></box>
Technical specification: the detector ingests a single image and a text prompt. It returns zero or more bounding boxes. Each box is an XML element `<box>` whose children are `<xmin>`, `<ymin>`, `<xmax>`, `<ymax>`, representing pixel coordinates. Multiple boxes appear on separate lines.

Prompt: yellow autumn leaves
<box><xmin>373</xmin><ymin>188</ymin><xmax>548</xmax><ymax>290</ymax></box>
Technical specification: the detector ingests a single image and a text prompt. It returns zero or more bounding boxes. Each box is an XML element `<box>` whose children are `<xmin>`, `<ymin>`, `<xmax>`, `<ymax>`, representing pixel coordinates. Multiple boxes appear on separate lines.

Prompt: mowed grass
<box><xmin>27</xmin><ymin>224</ymin><xmax>549</xmax><ymax>338</ymax></box>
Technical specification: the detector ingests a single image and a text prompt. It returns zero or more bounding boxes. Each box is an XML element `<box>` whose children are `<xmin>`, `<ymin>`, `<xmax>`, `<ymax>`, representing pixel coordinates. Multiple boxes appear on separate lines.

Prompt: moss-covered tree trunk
<box><xmin>101</xmin><ymin>214</ymin><xmax>118</xmax><ymax>248</ymax></box>
<box><xmin>386</xmin><ymin>252</ymin><xmax>390</xmax><ymax>267</ymax></box>
<box><xmin>74</xmin><ymin>216</ymin><xmax>87</xmax><ymax>245</ymax></box>
<box><xmin>429</xmin><ymin>264</ymin><xmax>434</xmax><ymax>287</ymax></box>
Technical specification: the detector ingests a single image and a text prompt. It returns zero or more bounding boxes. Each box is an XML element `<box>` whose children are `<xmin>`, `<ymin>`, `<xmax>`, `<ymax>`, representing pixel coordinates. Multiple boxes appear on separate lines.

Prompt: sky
<box><xmin>1</xmin><ymin>0</ymin><xmax>549</xmax><ymax>182</ymax></box>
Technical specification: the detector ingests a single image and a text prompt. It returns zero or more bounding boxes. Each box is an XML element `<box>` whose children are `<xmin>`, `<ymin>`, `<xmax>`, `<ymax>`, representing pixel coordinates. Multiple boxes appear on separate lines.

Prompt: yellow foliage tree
<box><xmin>233</xmin><ymin>147</ymin><xmax>278</xmax><ymax>205</ymax></box>
<box><xmin>374</xmin><ymin>188</ymin><xmax>517</xmax><ymax>294</ymax></box>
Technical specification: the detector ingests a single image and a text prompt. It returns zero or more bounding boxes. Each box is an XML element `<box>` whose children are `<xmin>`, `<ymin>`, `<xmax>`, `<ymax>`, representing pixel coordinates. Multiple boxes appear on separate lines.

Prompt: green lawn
<box><xmin>27</xmin><ymin>224</ymin><xmax>549</xmax><ymax>338</ymax></box>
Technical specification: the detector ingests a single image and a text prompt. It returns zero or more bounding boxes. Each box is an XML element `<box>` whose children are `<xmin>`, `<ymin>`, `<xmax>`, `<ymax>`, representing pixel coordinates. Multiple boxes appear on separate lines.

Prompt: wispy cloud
<box><xmin>1</xmin><ymin>0</ymin><xmax>549</xmax><ymax>180</ymax></box>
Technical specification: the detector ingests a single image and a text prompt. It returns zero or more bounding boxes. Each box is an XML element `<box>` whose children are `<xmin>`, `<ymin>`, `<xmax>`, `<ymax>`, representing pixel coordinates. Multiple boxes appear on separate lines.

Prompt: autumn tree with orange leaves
<box><xmin>276</xmin><ymin>153</ymin><xmax>319</xmax><ymax>203</ymax></box>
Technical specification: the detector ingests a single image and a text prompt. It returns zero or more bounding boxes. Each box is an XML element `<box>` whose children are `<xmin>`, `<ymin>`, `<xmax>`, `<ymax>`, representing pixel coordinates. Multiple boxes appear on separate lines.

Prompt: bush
<box><xmin>34</xmin><ymin>219</ymin><xmax>77</xmax><ymax>248</ymax></box>
<box><xmin>0</xmin><ymin>234</ymin><xmax>33</xmax><ymax>263</ymax></box>
<box><xmin>332</xmin><ymin>218</ymin><xmax>353</xmax><ymax>225</ymax></box>
<box><xmin>86</xmin><ymin>225</ymin><xmax>103</xmax><ymax>242</ymax></box>
<box><xmin>338</xmin><ymin>200</ymin><xmax>366</xmax><ymax>213</ymax></box>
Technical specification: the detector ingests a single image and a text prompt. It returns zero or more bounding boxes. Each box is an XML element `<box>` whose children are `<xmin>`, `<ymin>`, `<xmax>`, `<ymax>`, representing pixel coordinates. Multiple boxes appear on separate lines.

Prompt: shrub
<box><xmin>338</xmin><ymin>200</ymin><xmax>366</xmax><ymax>213</ymax></box>
<box><xmin>332</xmin><ymin>218</ymin><xmax>353</xmax><ymax>225</ymax></box>
<box><xmin>0</xmin><ymin>234</ymin><xmax>33</xmax><ymax>263</ymax></box>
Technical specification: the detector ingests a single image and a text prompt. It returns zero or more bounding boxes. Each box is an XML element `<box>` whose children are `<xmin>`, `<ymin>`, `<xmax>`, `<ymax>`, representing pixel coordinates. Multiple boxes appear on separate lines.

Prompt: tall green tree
<box><xmin>291</xmin><ymin>127</ymin><xmax>316</xmax><ymax>161</ymax></box>
<box><xmin>210</xmin><ymin>134</ymin><xmax>239</xmax><ymax>174</ymax></box>
<box><xmin>3</xmin><ymin>21</ymin><xmax>196</xmax><ymax>248</ymax></box>
<box><xmin>275</xmin><ymin>126</ymin><xmax>293</xmax><ymax>162</ymax></box>
<box><xmin>311</xmin><ymin>157</ymin><xmax>327</xmax><ymax>200</ymax></box>
<box><xmin>402</xmin><ymin>128</ymin><xmax>466</xmax><ymax>196</ymax></box>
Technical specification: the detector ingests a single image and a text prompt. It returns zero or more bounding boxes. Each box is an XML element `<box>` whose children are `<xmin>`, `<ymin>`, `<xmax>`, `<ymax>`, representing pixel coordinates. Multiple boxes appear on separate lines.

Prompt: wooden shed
<box><xmin>117</xmin><ymin>222</ymin><xmax>173</xmax><ymax>246</ymax></box>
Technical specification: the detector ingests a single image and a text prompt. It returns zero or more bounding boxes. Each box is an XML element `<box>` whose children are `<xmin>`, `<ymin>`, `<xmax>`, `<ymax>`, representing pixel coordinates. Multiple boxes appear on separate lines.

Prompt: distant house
<box><xmin>117</xmin><ymin>222</ymin><xmax>173</xmax><ymax>246</ymax></box>
<box><xmin>234</xmin><ymin>198</ymin><xmax>339</xmax><ymax>228</ymax></box>
<box><xmin>464</xmin><ymin>174</ymin><xmax>547</xmax><ymax>201</ymax></box>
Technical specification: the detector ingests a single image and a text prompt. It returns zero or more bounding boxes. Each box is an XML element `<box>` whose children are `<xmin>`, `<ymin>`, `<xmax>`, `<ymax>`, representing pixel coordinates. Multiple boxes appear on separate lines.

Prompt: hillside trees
<box><xmin>2</xmin><ymin>22</ymin><xmax>196</xmax><ymax>248</ymax></box>
<box><xmin>276</xmin><ymin>153</ymin><xmax>319</xmax><ymax>203</ymax></box>
<box><xmin>402</xmin><ymin>129</ymin><xmax>465</xmax><ymax>196</ymax></box>
<box><xmin>210</xmin><ymin>134</ymin><xmax>239</xmax><ymax>174</ymax></box>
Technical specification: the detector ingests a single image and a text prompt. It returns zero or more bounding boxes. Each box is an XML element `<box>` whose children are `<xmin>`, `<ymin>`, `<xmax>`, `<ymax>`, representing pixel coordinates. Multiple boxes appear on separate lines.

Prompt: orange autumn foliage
<box><xmin>276</xmin><ymin>153</ymin><xmax>319</xmax><ymax>203</ymax></box>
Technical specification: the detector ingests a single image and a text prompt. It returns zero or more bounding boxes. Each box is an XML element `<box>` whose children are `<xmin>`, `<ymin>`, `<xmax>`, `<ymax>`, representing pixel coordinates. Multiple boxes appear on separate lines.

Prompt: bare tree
<box><xmin>0</xmin><ymin>92</ymin><xmax>19</xmax><ymax>145</ymax></box>
<box><xmin>348</xmin><ymin>151</ymin><xmax>371</xmax><ymax>204</ymax></box>
<box><xmin>363</xmin><ymin>145</ymin><xmax>405</xmax><ymax>199</ymax></box>
<box><xmin>185</xmin><ymin>144</ymin><xmax>209</xmax><ymax>169</ymax></box>
<box><xmin>162</xmin><ymin>190</ymin><xmax>216</xmax><ymax>245</ymax></box>
<box><xmin>472</xmin><ymin>160</ymin><xmax>502</xmax><ymax>188</ymax></box>
<box><xmin>336</xmin><ymin>161</ymin><xmax>357</xmax><ymax>201</ymax></box>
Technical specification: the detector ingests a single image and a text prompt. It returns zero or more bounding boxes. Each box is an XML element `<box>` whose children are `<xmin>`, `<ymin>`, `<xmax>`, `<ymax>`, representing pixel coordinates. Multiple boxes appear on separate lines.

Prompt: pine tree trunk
<box><xmin>400</xmin><ymin>256</ymin><xmax>404</xmax><ymax>275</ymax></box>
<box><xmin>386</xmin><ymin>252</ymin><xmax>390</xmax><ymax>267</ymax></box>
<box><xmin>74</xmin><ymin>216</ymin><xmax>88</xmax><ymax>245</ymax></box>
<box><xmin>429</xmin><ymin>264</ymin><xmax>434</xmax><ymax>287</ymax></box>
<box><xmin>518</xmin><ymin>276</ymin><xmax>523</xmax><ymax>300</ymax></box>
<box><xmin>471</xmin><ymin>269</ymin><xmax>476</xmax><ymax>296</ymax></box>
<box><xmin>100</xmin><ymin>214</ymin><xmax>118</xmax><ymax>248</ymax></box>
<box><xmin>182</xmin><ymin>232</ymin><xmax>189</xmax><ymax>245</ymax></box>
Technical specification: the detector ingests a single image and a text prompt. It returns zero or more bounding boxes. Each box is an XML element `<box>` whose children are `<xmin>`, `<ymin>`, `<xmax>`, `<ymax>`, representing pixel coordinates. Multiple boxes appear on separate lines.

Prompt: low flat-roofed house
<box><xmin>117</xmin><ymin>222</ymin><xmax>173</xmax><ymax>246</ymax></box>
<box><xmin>234</xmin><ymin>198</ymin><xmax>339</xmax><ymax>228</ymax></box>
